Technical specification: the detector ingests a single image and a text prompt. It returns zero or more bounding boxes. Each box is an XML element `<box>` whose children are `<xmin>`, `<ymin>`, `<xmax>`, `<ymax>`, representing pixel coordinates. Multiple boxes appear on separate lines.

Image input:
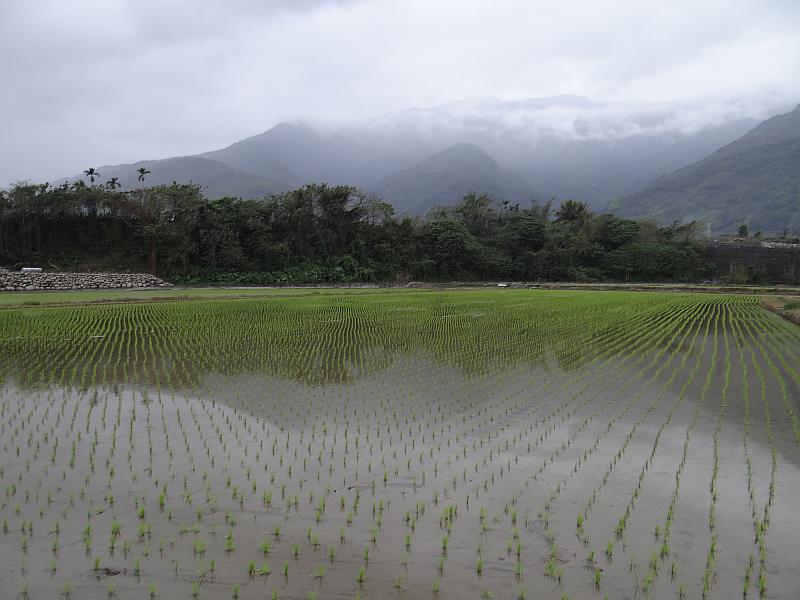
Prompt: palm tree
<box><xmin>555</xmin><ymin>199</ymin><xmax>592</xmax><ymax>225</ymax></box>
<box><xmin>137</xmin><ymin>167</ymin><xmax>151</xmax><ymax>185</ymax></box>
<box><xmin>106</xmin><ymin>177</ymin><xmax>121</xmax><ymax>191</ymax></box>
<box><xmin>83</xmin><ymin>167</ymin><xmax>100</xmax><ymax>187</ymax></box>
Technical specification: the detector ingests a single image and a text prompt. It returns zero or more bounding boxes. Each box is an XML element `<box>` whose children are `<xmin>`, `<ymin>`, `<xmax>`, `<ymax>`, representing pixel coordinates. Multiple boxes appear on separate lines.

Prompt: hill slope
<box><xmin>375</xmin><ymin>144</ymin><xmax>538</xmax><ymax>214</ymax></box>
<box><xmin>199</xmin><ymin>98</ymin><xmax>759</xmax><ymax>210</ymax></box>
<box><xmin>611</xmin><ymin>105</ymin><xmax>800</xmax><ymax>234</ymax></box>
<box><xmin>55</xmin><ymin>96</ymin><xmax>782</xmax><ymax>211</ymax></box>
<box><xmin>68</xmin><ymin>156</ymin><xmax>289</xmax><ymax>199</ymax></box>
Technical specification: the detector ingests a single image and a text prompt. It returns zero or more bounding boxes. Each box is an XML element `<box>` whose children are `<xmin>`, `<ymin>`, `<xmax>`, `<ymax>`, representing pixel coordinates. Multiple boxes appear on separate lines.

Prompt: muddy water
<box><xmin>1</xmin><ymin>302</ymin><xmax>799</xmax><ymax>600</ymax></box>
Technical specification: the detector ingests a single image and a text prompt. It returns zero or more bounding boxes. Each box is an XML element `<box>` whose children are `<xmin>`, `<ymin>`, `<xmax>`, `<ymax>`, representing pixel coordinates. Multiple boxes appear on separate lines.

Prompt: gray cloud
<box><xmin>1</xmin><ymin>0</ymin><xmax>798</xmax><ymax>186</ymax></box>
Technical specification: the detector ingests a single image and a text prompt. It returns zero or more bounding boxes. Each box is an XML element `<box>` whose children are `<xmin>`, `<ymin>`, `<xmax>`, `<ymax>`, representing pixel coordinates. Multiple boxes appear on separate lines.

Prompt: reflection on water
<box><xmin>1</xmin><ymin>292</ymin><xmax>799</xmax><ymax>600</ymax></box>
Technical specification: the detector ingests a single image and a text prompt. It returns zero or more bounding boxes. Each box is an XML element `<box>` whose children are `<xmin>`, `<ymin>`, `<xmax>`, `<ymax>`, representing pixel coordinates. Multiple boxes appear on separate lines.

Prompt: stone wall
<box><xmin>0</xmin><ymin>269</ymin><xmax>170</xmax><ymax>291</ymax></box>
<box><xmin>707</xmin><ymin>242</ymin><xmax>800</xmax><ymax>284</ymax></box>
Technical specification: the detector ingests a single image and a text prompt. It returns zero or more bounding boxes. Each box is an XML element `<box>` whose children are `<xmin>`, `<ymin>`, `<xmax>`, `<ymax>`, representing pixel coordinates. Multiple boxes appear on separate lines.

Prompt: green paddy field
<box><xmin>1</xmin><ymin>289</ymin><xmax>798</xmax><ymax>599</ymax></box>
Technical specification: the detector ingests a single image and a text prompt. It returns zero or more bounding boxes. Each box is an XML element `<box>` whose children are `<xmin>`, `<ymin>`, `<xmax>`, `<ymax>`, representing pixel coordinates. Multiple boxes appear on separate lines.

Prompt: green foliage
<box><xmin>0</xmin><ymin>182</ymin><xmax>709</xmax><ymax>282</ymax></box>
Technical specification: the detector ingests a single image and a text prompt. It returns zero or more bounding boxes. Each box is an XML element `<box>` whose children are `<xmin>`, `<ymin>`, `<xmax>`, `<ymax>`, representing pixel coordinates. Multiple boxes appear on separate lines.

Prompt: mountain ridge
<box><xmin>610</xmin><ymin>104</ymin><xmax>800</xmax><ymax>234</ymax></box>
<box><xmin>59</xmin><ymin>96</ymin><xmax>791</xmax><ymax>214</ymax></box>
<box><xmin>61</xmin><ymin>156</ymin><xmax>289</xmax><ymax>199</ymax></box>
<box><xmin>375</xmin><ymin>143</ymin><xmax>538</xmax><ymax>214</ymax></box>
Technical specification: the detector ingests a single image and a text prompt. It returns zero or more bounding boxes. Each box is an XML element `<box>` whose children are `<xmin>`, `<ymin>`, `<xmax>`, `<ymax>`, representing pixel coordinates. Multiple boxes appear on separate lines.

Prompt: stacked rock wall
<box><xmin>0</xmin><ymin>269</ymin><xmax>170</xmax><ymax>291</ymax></box>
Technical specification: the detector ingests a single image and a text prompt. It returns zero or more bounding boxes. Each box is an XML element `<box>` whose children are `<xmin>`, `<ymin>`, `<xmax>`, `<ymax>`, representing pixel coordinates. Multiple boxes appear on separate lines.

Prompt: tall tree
<box><xmin>137</xmin><ymin>167</ymin><xmax>152</xmax><ymax>185</ymax></box>
<box><xmin>83</xmin><ymin>168</ymin><xmax>100</xmax><ymax>187</ymax></box>
<box><xmin>456</xmin><ymin>193</ymin><xmax>493</xmax><ymax>237</ymax></box>
<box><xmin>555</xmin><ymin>199</ymin><xmax>592</xmax><ymax>225</ymax></box>
<box><xmin>106</xmin><ymin>177</ymin><xmax>121</xmax><ymax>191</ymax></box>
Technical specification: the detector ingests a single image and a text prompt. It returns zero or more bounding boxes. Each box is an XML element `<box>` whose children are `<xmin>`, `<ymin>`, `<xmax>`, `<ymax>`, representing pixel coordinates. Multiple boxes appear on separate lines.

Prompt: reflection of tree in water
<box><xmin>0</xmin><ymin>292</ymin><xmax>741</xmax><ymax>390</ymax></box>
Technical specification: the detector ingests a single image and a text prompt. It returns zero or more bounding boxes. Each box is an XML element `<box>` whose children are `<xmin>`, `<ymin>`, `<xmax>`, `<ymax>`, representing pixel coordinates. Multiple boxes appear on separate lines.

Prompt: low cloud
<box><xmin>363</xmin><ymin>95</ymin><xmax>791</xmax><ymax>143</ymax></box>
<box><xmin>1</xmin><ymin>0</ymin><xmax>798</xmax><ymax>185</ymax></box>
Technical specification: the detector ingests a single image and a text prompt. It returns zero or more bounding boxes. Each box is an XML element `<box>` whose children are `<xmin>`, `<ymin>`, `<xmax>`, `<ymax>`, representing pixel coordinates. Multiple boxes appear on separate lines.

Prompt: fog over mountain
<box><xmin>59</xmin><ymin>95</ymin><xmax>779</xmax><ymax>212</ymax></box>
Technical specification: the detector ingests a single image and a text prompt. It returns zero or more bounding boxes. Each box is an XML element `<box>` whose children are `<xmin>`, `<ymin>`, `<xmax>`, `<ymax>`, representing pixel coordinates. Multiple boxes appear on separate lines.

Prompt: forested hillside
<box><xmin>611</xmin><ymin>105</ymin><xmax>800</xmax><ymax>234</ymax></box>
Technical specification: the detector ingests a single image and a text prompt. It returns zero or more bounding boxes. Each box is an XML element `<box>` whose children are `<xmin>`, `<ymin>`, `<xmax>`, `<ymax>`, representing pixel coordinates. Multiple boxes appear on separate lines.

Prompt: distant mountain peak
<box><xmin>418</xmin><ymin>143</ymin><xmax>499</xmax><ymax>166</ymax></box>
<box><xmin>375</xmin><ymin>143</ymin><xmax>537</xmax><ymax>215</ymax></box>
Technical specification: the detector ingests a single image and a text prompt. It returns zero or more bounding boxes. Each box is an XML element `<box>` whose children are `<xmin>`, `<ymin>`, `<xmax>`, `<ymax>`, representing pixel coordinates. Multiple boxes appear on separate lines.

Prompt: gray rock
<box><xmin>0</xmin><ymin>270</ymin><xmax>171</xmax><ymax>292</ymax></box>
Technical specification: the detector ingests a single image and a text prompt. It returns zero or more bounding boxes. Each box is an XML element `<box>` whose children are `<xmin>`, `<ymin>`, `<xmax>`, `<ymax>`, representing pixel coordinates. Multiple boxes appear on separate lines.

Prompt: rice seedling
<box><xmin>0</xmin><ymin>290</ymin><xmax>796</xmax><ymax>600</ymax></box>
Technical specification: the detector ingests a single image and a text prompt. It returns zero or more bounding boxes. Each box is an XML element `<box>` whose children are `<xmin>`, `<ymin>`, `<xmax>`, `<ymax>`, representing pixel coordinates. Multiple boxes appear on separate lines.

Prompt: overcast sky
<box><xmin>1</xmin><ymin>0</ymin><xmax>799</xmax><ymax>186</ymax></box>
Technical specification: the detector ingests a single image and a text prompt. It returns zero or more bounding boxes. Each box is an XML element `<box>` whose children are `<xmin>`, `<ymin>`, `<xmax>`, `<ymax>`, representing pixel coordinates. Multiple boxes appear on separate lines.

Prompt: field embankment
<box><xmin>2</xmin><ymin>281</ymin><xmax>800</xmax><ymax>309</ymax></box>
<box><xmin>761</xmin><ymin>295</ymin><xmax>800</xmax><ymax>325</ymax></box>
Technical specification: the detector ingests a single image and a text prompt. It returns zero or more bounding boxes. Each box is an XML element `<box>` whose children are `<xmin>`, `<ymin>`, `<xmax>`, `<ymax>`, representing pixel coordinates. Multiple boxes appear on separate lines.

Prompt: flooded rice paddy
<box><xmin>0</xmin><ymin>290</ymin><xmax>798</xmax><ymax>600</ymax></box>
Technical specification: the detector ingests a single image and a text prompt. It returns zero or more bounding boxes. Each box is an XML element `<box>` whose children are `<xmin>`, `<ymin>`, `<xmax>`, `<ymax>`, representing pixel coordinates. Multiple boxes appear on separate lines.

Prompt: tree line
<box><xmin>0</xmin><ymin>179</ymin><xmax>710</xmax><ymax>283</ymax></box>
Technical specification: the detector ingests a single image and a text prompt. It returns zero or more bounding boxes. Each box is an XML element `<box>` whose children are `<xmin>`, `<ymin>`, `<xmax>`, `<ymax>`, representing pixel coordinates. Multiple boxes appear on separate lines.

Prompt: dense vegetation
<box><xmin>0</xmin><ymin>180</ymin><xmax>709</xmax><ymax>283</ymax></box>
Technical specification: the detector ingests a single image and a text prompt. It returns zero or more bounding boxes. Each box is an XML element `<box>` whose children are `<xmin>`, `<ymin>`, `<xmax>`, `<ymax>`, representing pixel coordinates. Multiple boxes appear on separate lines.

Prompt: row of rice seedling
<box><xmin>554</xmin><ymin>300</ymin><xmax>715</xmax><ymax>595</ymax></box>
<box><xmin>0</xmin><ymin>290</ymin><xmax>798</xmax><ymax>599</ymax></box>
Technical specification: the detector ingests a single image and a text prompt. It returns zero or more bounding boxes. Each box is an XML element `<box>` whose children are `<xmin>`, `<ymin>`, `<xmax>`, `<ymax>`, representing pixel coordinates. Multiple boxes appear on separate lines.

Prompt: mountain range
<box><xmin>62</xmin><ymin>96</ymin><xmax>799</xmax><ymax>232</ymax></box>
<box><xmin>611</xmin><ymin>104</ymin><xmax>800</xmax><ymax>234</ymax></box>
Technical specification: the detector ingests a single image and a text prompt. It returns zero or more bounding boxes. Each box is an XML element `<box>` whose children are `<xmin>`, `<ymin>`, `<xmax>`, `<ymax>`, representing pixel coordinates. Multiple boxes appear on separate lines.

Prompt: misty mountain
<box><xmin>375</xmin><ymin>143</ymin><xmax>538</xmax><ymax>214</ymax></box>
<box><xmin>204</xmin><ymin>121</ymin><xmax>439</xmax><ymax>191</ymax></box>
<box><xmin>200</xmin><ymin>96</ymin><xmax>762</xmax><ymax>209</ymax></box>
<box><xmin>496</xmin><ymin>123</ymin><xmax>758</xmax><ymax>207</ymax></box>
<box><xmin>67</xmin><ymin>156</ymin><xmax>289</xmax><ymax>199</ymax></box>
<box><xmin>368</xmin><ymin>96</ymin><xmax>762</xmax><ymax>208</ymax></box>
<box><xmin>610</xmin><ymin>105</ymin><xmax>800</xmax><ymax>235</ymax></box>
<box><xmin>61</xmin><ymin>96</ymin><xmax>780</xmax><ymax>211</ymax></box>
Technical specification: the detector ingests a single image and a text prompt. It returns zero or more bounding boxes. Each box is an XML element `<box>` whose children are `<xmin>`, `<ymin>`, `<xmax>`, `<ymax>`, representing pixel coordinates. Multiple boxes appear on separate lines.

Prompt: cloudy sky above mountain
<box><xmin>2</xmin><ymin>0</ymin><xmax>799</xmax><ymax>185</ymax></box>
